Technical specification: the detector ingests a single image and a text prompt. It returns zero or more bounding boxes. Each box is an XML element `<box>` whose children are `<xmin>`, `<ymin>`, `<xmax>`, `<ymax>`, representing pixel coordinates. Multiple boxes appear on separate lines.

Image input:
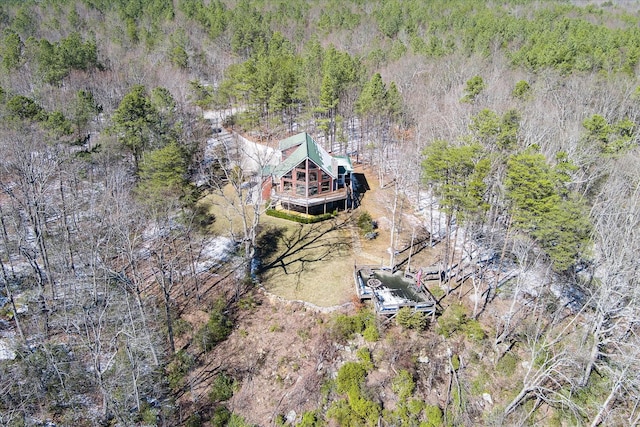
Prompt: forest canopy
<box><xmin>1</xmin><ymin>0</ymin><xmax>640</xmax><ymax>426</ymax></box>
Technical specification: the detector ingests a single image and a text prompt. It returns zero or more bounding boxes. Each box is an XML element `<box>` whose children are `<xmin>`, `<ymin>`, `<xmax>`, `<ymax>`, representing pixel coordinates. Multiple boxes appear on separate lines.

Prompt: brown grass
<box><xmin>258</xmin><ymin>214</ymin><xmax>355</xmax><ymax>307</ymax></box>
<box><xmin>202</xmin><ymin>184</ymin><xmax>356</xmax><ymax>307</ymax></box>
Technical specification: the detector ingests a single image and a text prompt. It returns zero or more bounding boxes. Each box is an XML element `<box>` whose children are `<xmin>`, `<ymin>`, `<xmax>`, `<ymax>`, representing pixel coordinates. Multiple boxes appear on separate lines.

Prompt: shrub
<box><xmin>185</xmin><ymin>413</ymin><xmax>203</xmax><ymax>427</ymax></box>
<box><xmin>329</xmin><ymin>309</ymin><xmax>378</xmax><ymax>343</ymax></box>
<box><xmin>329</xmin><ymin>314</ymin><xmax>358</xmax><ymax>342</ymax></box>
<box><xmin>265</xmin><ymin>209</ymin><xmax>335</xmax><ymax>224</ymax></box>
<box><xmin>436</xmin><ymin>303</ymin><xmax>467</xmax><ymax>338</ymax></box>
<box><xmin>336</xmin><ymin>362</ymin><xmax>367</xmax><ymax>396</ymax></box>
<box><xmin>172</xmin><ymin>318</ymin><xmax>192</xmax><ymax>338</ymax></box>
<box><xmin>437</xmin><ymin>303</ymin><xmax>485</xmax><ymax>343</ymax></box>
<box><xmin>461</xmin><ymin>75</ymin><xmax>485</xmax><ymax>103</ymax></box>
<box><xmin>350</xmin><ymin>396</ymin><xmax>381</xmax><ymax>424</ymax></box>
<box><xmin>227</xmin><ymin>413</ymin><xmax>254</xmax><ymax>427</ymax></box>
<box><xmin>353</xmin><ymin>309</ymin><xmax>376</xmax><ymax>332</ymax></box>
<box><xmin>269</xmin><ymin>323</ymin><xmax>283</xmax><ymax>332</ymax></box>
<box><xmin>470</xmin><ymin>368</ymin><xmax>490</xmax><ymax>395</ymax></box>
<box><xmin>396</xmin><ymin>307</ymin><xmax>428</xmax><ymax>330</ymax></box>
<box><xmin>210</xmin><ymin>372</ymin><xmax>236</xmax><ymax>403</ymax></box>
<box><xmin>329</xmin><ymin>361</ymin><xmax>381</xmax><ymax>427</ymax></box>
<box><xmin>167</xmin><ymin>349</ymin><xmax>195</xmax><ymax>390</ymax></box>
<box><xmin>139</xmin><ymin>402</ymin><xmax>158</xmax><ymax>425</ymax></box>
<box><xmin>423</xmin><ymin>404</ymin><xmax>443</xmax><ymax>427</ymax></box>
<box><xmin>328</xmin><ymin>397</ymin><xmax>380</xmax><ymax>426</ymax></box>
<box><xmin>496</xmin><ymin>352</ymin><xmax>518</xmax><ymax>378</ymax></box>
<box><xmin>408</xmin><ymin>399</ymin><xmax>424</xmax><ymax>415</ymax></box>
<box><xmin>362</xmin><ymin>323</ymin><xmax>380</xmax><ymax>342</ymax></box>
<box><xmin>451</xmin><ymin>354</ymin><xmax>460</xmax><ymax>371</ymax></box>
<box><xmin>297</xmin><ymin>328</ymin><xmax>311</xmax><ymax>340</ymax></box>
<box><xmin>195</xmin><ymin>299</ymin><xmax>232</xmax><ymax>352</ymax></box>
<box><xmin>356</xmin><ymin>211</ymin><xmax>374</xmax><ymax>234</ymax></box>
<box><xmin>238</xmin><ymin>295</ymin><xmax>258</xmax><ymax>311</ymax></box>
<box><xmin>297</xmin><ymin>410</ymin><xmax>322</xmax><ymax>427</ymax></box>
<box><xmin>512</xmin><ymin>80</ymin><xmax>531</xmax><ymax>99</ymax></box>
<box><xmin>356</xmin><ymin>347</ymin><xmax>373</xmax><ymax>370</ymax></box>
<box><xmin>391</xmin><ymin>370</ymin><xmax>415</xmax><ymax>401</ymax></box>
<box><xmin>6</xmin><ymin>95</ymin><xmax>45</xmax><ymax>121</ymax></box>
<box><xmin>211</xmin><ymin>405</ymin><xmax>231</xmax><ymax>426</ymax></box>
<box><xmin>462</xmin><ymin>318</ymin><xmax>486</xmax><ymax>343</ymax></box>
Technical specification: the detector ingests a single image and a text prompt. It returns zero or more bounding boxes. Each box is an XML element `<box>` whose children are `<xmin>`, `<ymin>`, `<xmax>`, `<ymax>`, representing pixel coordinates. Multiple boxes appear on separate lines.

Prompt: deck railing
<box><xmin>354</xmin><ymin>265</ymin><xmax>437</xmax><ymax>316</ymax></box>
<box><xmin>272</xmin><ymin>188</ymin><xmax>348</xmax><ymax>208</ymax></box>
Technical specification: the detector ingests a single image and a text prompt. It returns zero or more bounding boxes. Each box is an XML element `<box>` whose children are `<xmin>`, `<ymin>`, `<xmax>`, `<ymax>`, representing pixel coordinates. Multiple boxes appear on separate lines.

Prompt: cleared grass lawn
<box><xmin>202</xmin><ymin>188</ymin><xmax>356</xmax><ymax>307</ymax></box>
<box><xmin>258</xmin><ymin>214</ymin><xmax>355</xmax><ymax>307</ymax></box>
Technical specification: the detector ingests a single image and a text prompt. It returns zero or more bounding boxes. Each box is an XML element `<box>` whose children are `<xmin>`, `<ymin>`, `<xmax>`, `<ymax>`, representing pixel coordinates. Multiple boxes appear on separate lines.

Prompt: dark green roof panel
<box><xmin>272</xmin><ymin>132</ymin><xmax>336</xmax><ymax>179</ymax></box>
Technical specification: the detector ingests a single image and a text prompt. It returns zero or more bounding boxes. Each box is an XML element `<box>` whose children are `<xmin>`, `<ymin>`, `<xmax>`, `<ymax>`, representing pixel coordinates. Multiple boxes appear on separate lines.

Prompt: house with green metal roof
<box><xmin>264</xmin><ymin>132</ymin><xmax>356</xmax><ymax>215</ymax></box>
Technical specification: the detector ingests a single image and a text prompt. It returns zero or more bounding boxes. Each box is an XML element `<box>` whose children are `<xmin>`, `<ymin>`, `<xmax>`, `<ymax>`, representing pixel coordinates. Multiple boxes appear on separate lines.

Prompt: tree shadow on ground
<box><xmin>256</xmin><ymin>216</ymin><xmax>352</xmax><ymax>284</ymax></box>
<box><xmin>255</xmin><ymin>225</ymin><xmax>286</xmax><ymax>262</ymax></box>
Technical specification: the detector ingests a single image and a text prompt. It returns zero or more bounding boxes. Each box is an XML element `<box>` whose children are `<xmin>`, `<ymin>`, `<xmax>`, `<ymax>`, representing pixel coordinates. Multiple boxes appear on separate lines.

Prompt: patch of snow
<box><xmin>483</xmin><ymin>393</ymin><xmax>493</xmax><ymax>406</ymax></box>
<box><xmin>413</xmin><ymin>190</ymin><xmax>449</xmax><ymax>236</ymax></box>
<box><xmin>0</xmin><ymin>338</ymin><xmax>16</xmax><ymax>360</ymax></box>
<box><xmin>418</xmin><ymin>355</ymin><xmax>430</xmax><ymax>364</ymax></box>
<box><xmin>193</xmin><ymin>237</ymin><xmax>237</xmax><ymax>274</ymax></box>
<box><xmin>15</xmin><ymin>300</ymin><xmax>27</xmax><ymax>314</ymax></box>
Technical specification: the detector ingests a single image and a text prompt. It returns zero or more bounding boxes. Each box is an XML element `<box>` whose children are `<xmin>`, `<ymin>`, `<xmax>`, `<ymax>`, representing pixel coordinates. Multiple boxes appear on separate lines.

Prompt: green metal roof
<box><xmin>332</xmin><ymin>155</ymin><xmax>354</xmax><ymax>173</ymax></box>
<box><xmin>278</xmin><ymin>132</ymin><xmax>315</xmax><ymax>151</ymax></box>
<box><xmin>272</xmin><ymin>132</ymin><xmax>337</xmax><ymax>179</ymax></box>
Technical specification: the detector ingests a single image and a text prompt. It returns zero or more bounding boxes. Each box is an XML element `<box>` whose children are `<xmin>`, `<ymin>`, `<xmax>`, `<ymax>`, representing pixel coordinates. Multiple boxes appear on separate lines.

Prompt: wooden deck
<box><xmin>354</xmin><ymin>265</ymin><xmax>437</xmax><ymax>316</ymax></box>
<box><xmin>271</xmin><ymin>188</ymin><xmax>348</xmax><ymax>208</ymax></box>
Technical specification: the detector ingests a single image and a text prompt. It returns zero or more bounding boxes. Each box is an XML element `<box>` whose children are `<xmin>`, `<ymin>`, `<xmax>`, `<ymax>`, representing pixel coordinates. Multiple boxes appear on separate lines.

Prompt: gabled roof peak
<box><xmin>272</xmin><ymin>132</ymin><xmax>334</xmax><ymax>179</ymax></box>
<box><xmin>278</xmin><ymin>132</ymin><xmax>315</xmax><ymax>151</ymax></box>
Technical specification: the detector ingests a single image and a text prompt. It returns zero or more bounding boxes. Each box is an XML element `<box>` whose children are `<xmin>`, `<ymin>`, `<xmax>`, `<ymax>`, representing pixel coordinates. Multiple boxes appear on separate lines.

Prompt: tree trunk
<box><xmin>0</xmin><ymin>257</ymin><xmax>25</xmax><ymax>342</ymax></box>
<box><xmin>388</xmin><ymin>184</ymin><xmax>399</xmax><ymax>268</ymax></box>
<box><xmin>58</xmin><ymin>174</ymin><xmax>76</xmax><ymax>274</ymax></box>
<box><xmin>155</xmin><ymin>248</ymin><xmax>176</xmax><ymax>355</ymax></box>
<box><xmin>580</xmin><ymin>312</ymin><xmax>604</xmax><ymax>387</ymax></box>
<box><xmin>590</xmin><ymin>375</ymin><xmax>621</xmax><ymax>427</ymax></box>
<box><xmin>443</xmin><ymin>213</ymin><xmax>452</xmax><ymax>291</ymax></box>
